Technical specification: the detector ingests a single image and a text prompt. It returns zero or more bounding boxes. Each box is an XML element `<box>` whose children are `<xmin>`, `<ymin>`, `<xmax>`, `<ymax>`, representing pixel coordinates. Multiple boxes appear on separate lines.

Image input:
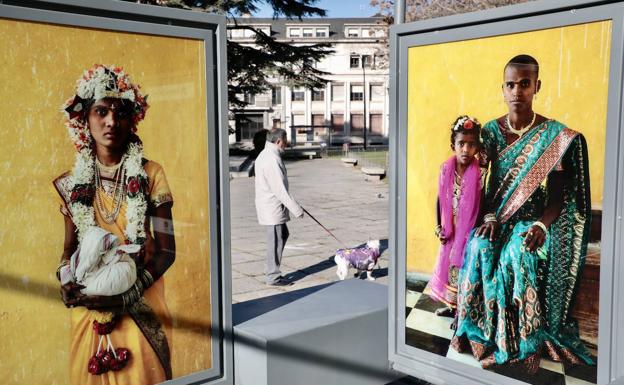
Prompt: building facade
<box><xmin>228</xmin><ymin>17</ymin><xmax>389</xmax><ymax>146</ymax></box>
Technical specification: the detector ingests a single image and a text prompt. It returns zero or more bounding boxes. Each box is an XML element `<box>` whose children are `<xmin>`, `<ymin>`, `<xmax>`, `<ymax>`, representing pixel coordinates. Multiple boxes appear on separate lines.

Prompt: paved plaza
<box><xmin>229</xmin><ymin>158</ymin><xmax>390</xmax><ymax>303</ymax></box>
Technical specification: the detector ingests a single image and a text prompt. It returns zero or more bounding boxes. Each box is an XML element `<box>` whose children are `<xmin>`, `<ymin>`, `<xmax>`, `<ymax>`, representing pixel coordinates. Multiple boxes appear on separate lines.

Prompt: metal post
<box><xmin>396</xmin><ymin>0</ymin><xmax>405</xmax><ymax>24</ymax></box>
<box><xmin>362</xmin><ymin>63</ymin><xmax>367</xmax><ymax>150</ymax></box>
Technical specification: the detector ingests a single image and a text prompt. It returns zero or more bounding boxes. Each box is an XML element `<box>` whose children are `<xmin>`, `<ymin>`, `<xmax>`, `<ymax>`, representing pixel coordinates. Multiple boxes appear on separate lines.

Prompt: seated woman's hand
<box><xmin>520</xmin><ymin>225</ymin><xmax>546</xmax><ymax>252</ymax></box>
<box><xmin>475</xmin><ymin>221</ymin><xmax>499</xmax><ymax>242</ymax></box>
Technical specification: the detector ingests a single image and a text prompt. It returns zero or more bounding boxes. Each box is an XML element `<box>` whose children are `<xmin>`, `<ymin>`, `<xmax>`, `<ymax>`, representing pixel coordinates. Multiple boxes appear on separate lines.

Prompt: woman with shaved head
<box><xmin>452</xmin><ymin>55</ymin><xmax>593</xmax><ymax>372</ymax></box>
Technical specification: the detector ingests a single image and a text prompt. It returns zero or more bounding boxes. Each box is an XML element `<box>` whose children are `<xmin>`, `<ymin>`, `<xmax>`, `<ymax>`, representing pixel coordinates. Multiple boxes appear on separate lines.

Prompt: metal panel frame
<box><xmin>0</xmin><ymin>1</ymin><xmax>233</xmax><ymax>384</ymax></box>
<box><xmin>389</xmin><ymin>1</ymin><xmax>624</xmax><ymax>384</ymax></box>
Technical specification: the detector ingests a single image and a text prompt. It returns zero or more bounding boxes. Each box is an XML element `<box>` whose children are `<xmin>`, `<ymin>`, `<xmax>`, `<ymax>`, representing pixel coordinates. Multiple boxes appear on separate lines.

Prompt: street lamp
<box><xmin>362</xmin><ymin>57</ymin><xmax>370</xmax><ymax>150</ymax></box>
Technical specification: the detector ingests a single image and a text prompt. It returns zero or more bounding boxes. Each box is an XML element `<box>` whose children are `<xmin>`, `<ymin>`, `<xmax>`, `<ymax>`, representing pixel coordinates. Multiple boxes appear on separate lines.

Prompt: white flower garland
<box><xmin>68</xmin><ymin>143</ymin><xmax>148</xmax><ymax>244</ymax></box>
<box><xmin>123</xmin><ymin>142</ymin><xmax>148</xmax><ymax>243</ymax></box>
<box><xmin>63</xmin><ymin>64</ymin><xmax>150</xmax><ymax>245</ymax></box>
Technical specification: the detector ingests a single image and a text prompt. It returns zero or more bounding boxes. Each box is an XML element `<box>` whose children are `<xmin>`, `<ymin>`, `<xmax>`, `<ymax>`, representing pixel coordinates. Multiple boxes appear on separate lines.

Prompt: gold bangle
<box><xmin>484</xmin><ymin>213</ymin><xmax>497</xmax><ymax>223</ymax></box>
<box><xmin>532</xmin><ymin>221</ymin><xmax>547</xmax><ymax>234</ymax></box>
<box><xmin>141</xmin><ymin>270</ymin><xmax>154</xmax><ymax>288</ymax></box>
<box><xmin>56</xmin><ymin>260</ymin><xmax>69</xmax><ymax>281</ymax></box>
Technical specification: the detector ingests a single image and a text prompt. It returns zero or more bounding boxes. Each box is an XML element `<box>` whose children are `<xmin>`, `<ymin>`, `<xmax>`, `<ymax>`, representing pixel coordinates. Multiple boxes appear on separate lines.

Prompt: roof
<box><xmin>229</xmin><ymin>17</ymin><xmax>386</xmax><ymax>41</ymax></box>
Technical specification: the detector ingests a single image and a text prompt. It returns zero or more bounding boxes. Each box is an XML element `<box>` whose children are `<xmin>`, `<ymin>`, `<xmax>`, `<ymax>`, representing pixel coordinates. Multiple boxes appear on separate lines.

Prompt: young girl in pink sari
<box><xmin>429</xmin><ymin>116</ymin><xmax>483</xmax><ymax>327</ymax></box>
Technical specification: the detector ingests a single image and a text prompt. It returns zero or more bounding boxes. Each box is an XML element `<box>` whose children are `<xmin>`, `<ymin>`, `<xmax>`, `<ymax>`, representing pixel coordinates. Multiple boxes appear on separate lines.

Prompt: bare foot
<box><xmin>450</xmin><ymin>317</ymin><xmax>458</xmax><ymax>330</ymax></box>
<box><xmin>435</xmin><ymin>307</ymin><xmax>456</xmax><ymax>318</ymax></box>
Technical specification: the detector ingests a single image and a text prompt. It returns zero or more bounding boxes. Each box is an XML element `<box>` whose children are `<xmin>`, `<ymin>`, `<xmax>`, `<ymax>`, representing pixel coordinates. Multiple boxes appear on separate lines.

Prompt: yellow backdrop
<box><xmin>0</xmin><ymin>18</ymin><xmax>213</xmax><ymax>383</ymax></box>
<box><xmin>406</xmin><ymin>21</ymin><xmax>611</xmax><ymax>274</ymax></box>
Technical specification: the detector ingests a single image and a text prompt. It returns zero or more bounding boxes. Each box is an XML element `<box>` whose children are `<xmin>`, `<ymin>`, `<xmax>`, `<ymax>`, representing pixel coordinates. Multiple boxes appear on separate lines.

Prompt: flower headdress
<box><xmin>451</xmin><ymin>115</ymin><xmax>483</xmax><ymax>143</ymax></box>
<box><xmin>452</xmin><ymin>115</ymin><xmax>480</xmax><ymax>132</ymax></box>
<box><xmin>62</xmin><ymin>64</ymin><xmax>149</xmax><ymax>245</ymax></box>
<box><xmin>62</xmin><ymin>64</ymin><xmax>148</xmax><ymax>152</ymax></box>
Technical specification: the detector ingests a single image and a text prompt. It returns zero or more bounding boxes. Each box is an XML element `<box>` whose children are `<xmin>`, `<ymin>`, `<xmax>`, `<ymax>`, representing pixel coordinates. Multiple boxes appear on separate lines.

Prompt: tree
<box><xmin>405</xmin><ymin>0</ymin><xmax>533</xmax><ymax>21</ymax></box>
<box><xmin>369</xmin><ymin>0</ymin><xmax>393</xmax><ymax>71</ymax></box>
<box><xmin>370</xmin><ymin>0</ymin><xmax>534</xmax><ymax>23</ymax></box>
<box><xmin>123</xmin><ymin>0</ymin><xmax>333</xmax><ymax>110</ymax></box>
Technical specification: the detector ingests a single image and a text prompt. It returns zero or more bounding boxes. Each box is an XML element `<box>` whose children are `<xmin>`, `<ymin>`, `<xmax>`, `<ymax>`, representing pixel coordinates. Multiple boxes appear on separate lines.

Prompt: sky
<box><xmin>253</xmin><ymin>0</ymin><xmax>380</xmax><ymax>18</ymax></box>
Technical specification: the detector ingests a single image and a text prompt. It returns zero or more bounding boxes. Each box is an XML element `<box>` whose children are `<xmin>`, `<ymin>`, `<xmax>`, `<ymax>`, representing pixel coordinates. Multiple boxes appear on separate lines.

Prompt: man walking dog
<box><xmin>254</xmin><ymin>128</ymin><xmax>304</xmax><ymax>286</ymax></box>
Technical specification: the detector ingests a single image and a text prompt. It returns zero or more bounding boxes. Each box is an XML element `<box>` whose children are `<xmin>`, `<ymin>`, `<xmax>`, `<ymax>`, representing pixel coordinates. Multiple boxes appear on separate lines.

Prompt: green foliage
<box><xmin>123</xmin><ymin>0</ymin><xmax>333</xmax><ymax>109</ymax></box>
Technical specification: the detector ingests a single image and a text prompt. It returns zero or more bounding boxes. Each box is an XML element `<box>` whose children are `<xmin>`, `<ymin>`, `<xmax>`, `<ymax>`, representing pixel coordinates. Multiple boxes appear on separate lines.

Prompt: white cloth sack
<box><xmin>64</xmin><ymin>226</ymin><xmax>139</xmax><ymax>296</ymax></box>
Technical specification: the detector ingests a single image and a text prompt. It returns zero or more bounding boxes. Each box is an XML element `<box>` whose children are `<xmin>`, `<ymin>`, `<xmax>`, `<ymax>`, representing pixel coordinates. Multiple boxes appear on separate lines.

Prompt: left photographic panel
<box><xmin>0</xmin><ymin>1</ymin><xmax>231</xmax><ymax>384</ymax></box>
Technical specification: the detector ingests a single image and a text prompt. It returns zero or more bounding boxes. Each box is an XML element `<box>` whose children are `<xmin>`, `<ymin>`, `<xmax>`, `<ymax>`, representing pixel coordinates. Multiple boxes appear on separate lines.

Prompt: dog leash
<box><xmin>301</xmin><ymin>206</ymin><xmax>348</xmax><ymax>248</ymax></box>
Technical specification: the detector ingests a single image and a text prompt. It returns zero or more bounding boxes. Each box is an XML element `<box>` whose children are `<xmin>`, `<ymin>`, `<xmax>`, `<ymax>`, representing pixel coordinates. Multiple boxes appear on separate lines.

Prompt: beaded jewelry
<box><xmin>505</xmin><ymin>112</ymin><xmax>536</xmax><ymax>137</ymax></box>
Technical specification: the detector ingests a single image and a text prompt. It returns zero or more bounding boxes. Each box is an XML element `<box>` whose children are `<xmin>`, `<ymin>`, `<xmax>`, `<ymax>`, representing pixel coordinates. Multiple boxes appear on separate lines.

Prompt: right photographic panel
<box><xmin>403</xmin><ymin>20</ymin><xmax>609</xmax><ymax>384</ymax></box>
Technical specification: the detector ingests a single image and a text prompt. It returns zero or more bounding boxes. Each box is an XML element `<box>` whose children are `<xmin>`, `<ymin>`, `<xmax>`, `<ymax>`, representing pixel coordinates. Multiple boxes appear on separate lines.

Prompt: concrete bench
<box><xmin>341</xmin><ymin>157</ymin><xmax>358</xmax><ymax>167</ymax></box>
<box><xmin>302</xmin><ymin>151</ymin><xmax>317</xmax><ymax>159</ymax></box>
<box><xmin>361</xmin><ymin>167</ymin><xmax>386</xmax><ymax>181</ymax></box>
<box><xmin>229</xmin><ymin>155</ymin><xmax>254</xmax><ymax>178</ymax></box>
<box><xmin>233</xmin><ymin>280</ymin><xmax>399</xmax><ymax>385</ymax></box>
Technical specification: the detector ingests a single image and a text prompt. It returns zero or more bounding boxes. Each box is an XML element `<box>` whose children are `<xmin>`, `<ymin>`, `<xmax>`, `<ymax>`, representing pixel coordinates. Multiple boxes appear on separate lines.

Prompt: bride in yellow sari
<box><xmin>53</xmin><ymin>64</ymin><xmax>175</xmax><ymax>385</ymax></box>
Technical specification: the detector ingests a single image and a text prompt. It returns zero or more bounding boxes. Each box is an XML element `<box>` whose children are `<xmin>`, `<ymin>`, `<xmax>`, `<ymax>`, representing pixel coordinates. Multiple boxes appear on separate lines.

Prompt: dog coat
<box><xmin>336</xmin><ymin>246</ymin><xmax>380</xmax><ymax>270</ymax></box>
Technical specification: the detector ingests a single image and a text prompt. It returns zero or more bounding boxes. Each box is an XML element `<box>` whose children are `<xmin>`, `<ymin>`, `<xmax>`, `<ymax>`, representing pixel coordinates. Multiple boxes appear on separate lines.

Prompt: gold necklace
<box><xmin>95</xmin><ymin>156</ymin><xmax>126</xmax><ymax>224</ymax></box>
<box><xmin>505</xmin><ymin>112</ymin><xmax>536</xmax><ymax>137</ymax></box>
<box><xmin>96</xmin><ymin>156</ymin><xmax>124</xmax><ymax>175</ymax></box>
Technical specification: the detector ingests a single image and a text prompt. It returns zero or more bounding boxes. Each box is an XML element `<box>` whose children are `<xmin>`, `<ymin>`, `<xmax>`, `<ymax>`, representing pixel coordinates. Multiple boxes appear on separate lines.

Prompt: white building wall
<box><xmin>229</xmin><ymin>19</ymin><xmax>390</xmax><ymax>146</ymax></box>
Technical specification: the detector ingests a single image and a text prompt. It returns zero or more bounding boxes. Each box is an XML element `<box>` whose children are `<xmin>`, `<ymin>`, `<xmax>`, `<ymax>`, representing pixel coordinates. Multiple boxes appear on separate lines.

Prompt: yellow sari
<box><xmin>55</xmin><ymin>161</ymin><xmax>173</xmax><ymax>385</ymax></box>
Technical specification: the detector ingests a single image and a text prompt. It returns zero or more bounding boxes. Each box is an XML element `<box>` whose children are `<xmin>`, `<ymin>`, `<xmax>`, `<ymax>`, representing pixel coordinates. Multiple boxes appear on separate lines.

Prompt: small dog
<box><xmin>334</xmin><ymin>239</ymin><xmax>381</xmax><ymax>281</ymax></box>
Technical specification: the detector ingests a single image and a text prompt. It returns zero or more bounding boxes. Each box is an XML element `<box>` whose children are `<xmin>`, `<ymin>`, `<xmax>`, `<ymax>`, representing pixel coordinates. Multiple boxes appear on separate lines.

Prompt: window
<box><xmin>370</xmin><ymin>114</ymin><xmax>383</xmax><ymax>134</ymax></box>
<box><xmin>361</xmin><ymin>28</ymin><xmax>371</xmax><ymax>37</ymax></box>
<box><xmin>350</xmin><ymin>114</ymin><xmax>364</xmax><ymax>133</ymax></box>
<box><xmin>312</xmin><ymin>114</ymin><xmax>326</xmax><ymax>137</ymax></box>
<box><xmin>331</xmin><ymin>114</ymin><xmax>344</xmax><ymax>134</ymax></box>
<box><xmin>303</xmin><ymin>28</ymin><xmax>314</xmax><ymax>37</ymax></box>
<box><xmin>236</xmin><ymin>114</ymin><xmax>263</xmax><ymax>141</ymax></box>
<box><xmin>244</xmin><ymin>93</ymin><xmax>255</xmax><ymax>105</ymax></box>
<box><xmin>332</xmin><ymin>84</ymin><xmax>344</xmax><ymax>101</ymax></box>
<box><xmin>289</xmin><ymin>28</ymin><xmax>301</xmax><ymax>38</ymax></box>
<box><xmin>311</xmin><ymin>89</ymin><xmax>325</xmax><ymax>102</ymax></box>
<box><xmin>370</xmin><ymin>84</ymin><xmax>384</xmax><ymax>101</ymax></box>
<box><xmin>347</xmin><ymin>28</ymin><xmax>359</xmax><ymax>37</ymax></box>
<box><xmin>272</xmin><ymin>118</ymin><xmax>281</xmax><ymax>129</ymax></box>
<box><xmin>228</xmin><ymin>29</ymin><xmax>243</xmax><ymax>39</ymax></box>
<box><xmin>350</xmin><ymin>55</ymin><xmax>360</xmax><ymax>69</ymax></box>
<box><xmin>272</xmin><ymin>86</ymin><xmax>282</xmax><ymax>105</ymax></box>
<box><xmin>350</xmin><ymin>85</ymin><xmax>364</xmax><ymax>101</ymax></box>
<box><xmin>362</xmin><ymin>55</ymin><xmax>373</xmax><ymax>68</ymax></box>
<box><xmin>292</xmin><ymin>88</ymin><xmax>305</xmax><ymax>101</ymax></box>
<box><xmin>316</xmin><ymin>28</ymin><xmax>328</xmax><ymax>38</ymax></box>
<box><xmin>257</xmin><ymin>26</ymin><xmax>271</xmax><ymax>35</ymax></box>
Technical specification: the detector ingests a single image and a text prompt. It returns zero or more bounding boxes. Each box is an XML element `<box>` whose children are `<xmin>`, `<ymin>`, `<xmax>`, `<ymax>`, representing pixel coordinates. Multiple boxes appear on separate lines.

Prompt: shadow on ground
<box><xmin>282</xmin><ymin>238</ymin><xmax>389</xmax><ymax>283</ymax></box>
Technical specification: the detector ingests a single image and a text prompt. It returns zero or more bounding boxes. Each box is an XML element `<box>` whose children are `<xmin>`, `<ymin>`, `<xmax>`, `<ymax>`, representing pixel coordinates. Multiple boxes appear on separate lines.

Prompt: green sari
<box><xmin>451</xmin><ymin>119</ymin><xmax>593</xmax><ymax>372</ymax></box>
